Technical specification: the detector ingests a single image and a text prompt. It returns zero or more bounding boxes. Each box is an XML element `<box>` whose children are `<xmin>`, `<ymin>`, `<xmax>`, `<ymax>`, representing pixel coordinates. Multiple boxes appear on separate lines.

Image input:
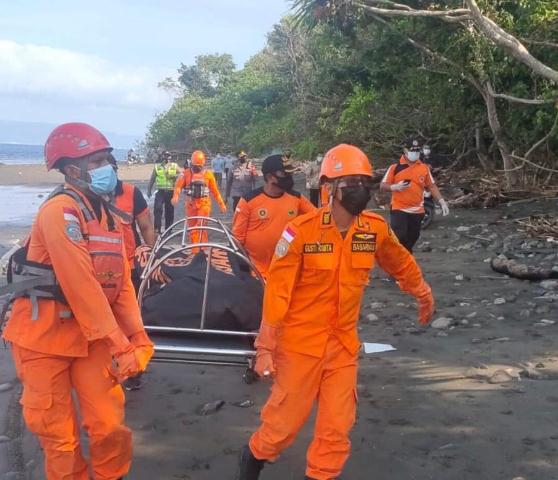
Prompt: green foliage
<box><xmin>148</xmin><ymin>1</ymin><xmax>558</xmax><ymax>176</ymax></box>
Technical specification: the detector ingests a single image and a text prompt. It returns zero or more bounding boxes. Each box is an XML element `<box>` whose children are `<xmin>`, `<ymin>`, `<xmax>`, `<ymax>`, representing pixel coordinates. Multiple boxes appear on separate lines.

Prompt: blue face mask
<box><xmin>88</xmin><ymin>164</ymin><xmax>117</xmax><ymax>195</ymax></box>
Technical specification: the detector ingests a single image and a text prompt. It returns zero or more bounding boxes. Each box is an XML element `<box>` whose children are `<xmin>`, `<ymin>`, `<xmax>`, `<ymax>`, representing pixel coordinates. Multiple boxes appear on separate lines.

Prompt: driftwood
<box><xmin>490</xmin><ymin>254</ymin><xmax>558</xmax><ymax>280</ymax></box>
<box><xmin>515</xmin><ymin>214</ymin><xmax>558</xmax><ymax>240</ymax></box>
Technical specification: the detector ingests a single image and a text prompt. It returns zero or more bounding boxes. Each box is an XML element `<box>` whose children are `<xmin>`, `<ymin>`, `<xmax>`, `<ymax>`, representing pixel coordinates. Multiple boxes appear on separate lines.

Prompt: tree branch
<box><xmin>464</xmin><ymin>0</ymin><xmax>558</xmax><ymax>84</ymax></box>
<box><xmin>521</xmin><ymin>38</ymin><xmax>558</xmax><ymax>49</ymax></box>
<box><xmin>485</xmin><ymin>82</ymin><xmax>557</xmax><ymax>105</ymax></box>
<box><xmin>356</xmin><ymin>1</ymin><xmax>470</xmax><ymax>22</ymax></box>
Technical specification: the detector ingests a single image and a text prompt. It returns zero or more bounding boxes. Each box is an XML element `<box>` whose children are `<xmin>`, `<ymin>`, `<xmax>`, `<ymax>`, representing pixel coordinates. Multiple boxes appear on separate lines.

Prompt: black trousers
<box><xmin>390</xmin><ymin>210</ymin><xmax>424</xmax><ymax>253</ymax></box>
<box><xmin>309</xmin><ymin>188</ymin><xmax>320</xmax><ymax>207</ymax></box>
<box><xmin>154</xmin><ymin>189</ymin><xmax>175</xmax><ymax>232</ymax></box>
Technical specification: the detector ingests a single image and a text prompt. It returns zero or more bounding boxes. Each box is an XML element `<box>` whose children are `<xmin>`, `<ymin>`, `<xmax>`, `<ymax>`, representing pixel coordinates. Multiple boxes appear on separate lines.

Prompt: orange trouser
<box><xmin>250</xmin><ymin>336</ymin><xmax>358</xmax><ymax>480</ymax></box>
<box><xmin>12</xmin><ymin>341</ymin><xmax>131</xmax><ymax>480</ymax></box>
<box><xmin>186</xmin><ymin>201</ymin><xmax>211</xmax><ymax>244</ymax></box>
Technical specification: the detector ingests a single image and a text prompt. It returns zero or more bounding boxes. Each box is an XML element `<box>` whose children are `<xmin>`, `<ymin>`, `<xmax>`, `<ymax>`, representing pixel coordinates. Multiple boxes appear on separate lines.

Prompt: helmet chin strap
<box><xmin>64</xmin><ymin>174</ymin><xmax>133</xmax><ymax>224</ymax></box>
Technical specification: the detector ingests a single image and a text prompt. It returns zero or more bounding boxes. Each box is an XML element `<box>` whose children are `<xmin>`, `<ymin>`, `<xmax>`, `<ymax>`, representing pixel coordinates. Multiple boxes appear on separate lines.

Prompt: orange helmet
<box><xmin>320</xmin><ymin>144</ymin><xmax>372</xmax><ymax>181</ymax></box>
<box><xmin>191</xmin><ymin>150</ymin><xmax>206</xmax><ymax>166</ymax></box>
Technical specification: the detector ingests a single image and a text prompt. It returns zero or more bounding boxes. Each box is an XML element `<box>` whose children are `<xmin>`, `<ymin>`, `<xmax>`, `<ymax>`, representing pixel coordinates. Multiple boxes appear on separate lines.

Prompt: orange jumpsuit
<box><xmin>173</xmin><ymin>168</ymin><xmax>226</xmax><ymax>244</ymax></box>
<box><xmin>232</xmin><ymin>187</ymin><xmax>315</xmax><ymax>278</ymax></box>
<box><xmin>249</xmin><ymin>207</ymin><xmax>426</xmax><ymax>479</ymax></box>
<box><xmin>3</xmin><ymin>186</ymin><xmax>144</xmax><ymax>480</ymax></box>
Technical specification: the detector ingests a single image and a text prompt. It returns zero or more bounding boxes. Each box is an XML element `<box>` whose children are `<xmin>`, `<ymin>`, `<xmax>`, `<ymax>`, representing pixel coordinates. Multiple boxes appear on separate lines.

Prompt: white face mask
<box><xmin>406</xmin><ymin>151</ymin><xmax>420</xmax><ymax>162</ymax></box>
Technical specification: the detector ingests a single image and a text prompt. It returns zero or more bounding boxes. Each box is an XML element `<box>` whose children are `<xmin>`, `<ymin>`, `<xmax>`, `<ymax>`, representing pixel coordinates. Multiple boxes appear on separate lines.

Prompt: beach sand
<box><xmin>1</xmin><ymin>165</ymin><xmax>558</xmax><ymax>479</ymax></box>
<box><xmin>0</xmin><ymin>162</ymin><xmax>154</xmax><ymax>186</ymax></box>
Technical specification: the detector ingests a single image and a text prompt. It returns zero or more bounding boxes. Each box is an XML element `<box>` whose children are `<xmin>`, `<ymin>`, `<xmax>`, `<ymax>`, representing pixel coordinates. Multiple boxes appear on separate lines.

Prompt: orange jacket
<box><xmin>3</xmin><ymin>186</ymin><xmax>143</xmax><ymax>357</ymax></box>
<box><xmin>382</xmin><ymin>156</ymin><xmax>435</xmax><ymax>213</ymax></box>
<box><xmin>263</xmin><ymin>207</ymin><xmax>425</xmax><ymax>357</ymax></box>
<box><xmin>232</xmin><ymin>188</ymin><xmax>315</xmax><ymax>277</ymax></box>
<box><xmin>173</xmin><ymin>168</ymin><xmax>226</xmax><ymax>211</ymax></box>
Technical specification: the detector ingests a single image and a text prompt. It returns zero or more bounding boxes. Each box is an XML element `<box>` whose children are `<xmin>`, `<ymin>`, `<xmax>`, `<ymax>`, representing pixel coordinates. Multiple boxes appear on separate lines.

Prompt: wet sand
<box><xmin>1</xmin><ymin>166</ymin><xmax>558</xmax><ymax>479</ymax></box>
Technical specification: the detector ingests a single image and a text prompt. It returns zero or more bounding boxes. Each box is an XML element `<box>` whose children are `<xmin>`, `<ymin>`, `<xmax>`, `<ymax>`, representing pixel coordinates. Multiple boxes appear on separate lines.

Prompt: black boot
<box><xmin>237</xmin><ymin>445</ymin><xmax>265</xmax><ymax>480</ymax></box>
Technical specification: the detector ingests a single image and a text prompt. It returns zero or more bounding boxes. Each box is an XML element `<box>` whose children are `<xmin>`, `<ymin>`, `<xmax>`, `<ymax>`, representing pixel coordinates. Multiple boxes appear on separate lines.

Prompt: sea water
<box><xmin>0</xmin><ymin>143</ymin><xmax>129</xmax><ymax>165</ymax></box>
<box><xmin>0</xmin><ymin>185</ymin><xmax>53</xmax><ymax>224</ymax></box>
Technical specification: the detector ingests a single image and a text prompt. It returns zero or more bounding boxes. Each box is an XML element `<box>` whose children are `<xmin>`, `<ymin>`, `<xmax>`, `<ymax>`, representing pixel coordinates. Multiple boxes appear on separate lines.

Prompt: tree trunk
<box><xmin>481</xmin><ymin>81</ymin><xmax>517</xmax><ymax>187</ymax></box>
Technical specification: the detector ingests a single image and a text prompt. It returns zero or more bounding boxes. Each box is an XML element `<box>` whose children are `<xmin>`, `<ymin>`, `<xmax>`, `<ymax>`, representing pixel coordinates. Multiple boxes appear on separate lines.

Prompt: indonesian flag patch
<box><xmin>282</xmin><ymin>226</ymin><xmax>296</xmax><ymax>243</ymax></box>
<box><xmin>63</xmin><ymin>207</ymin><xmax>80</xmax><ymax>224</ymax></box>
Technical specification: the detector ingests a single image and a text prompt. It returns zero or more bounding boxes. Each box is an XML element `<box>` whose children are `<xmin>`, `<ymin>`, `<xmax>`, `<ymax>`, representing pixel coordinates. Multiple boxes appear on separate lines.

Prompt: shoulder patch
<box><xmin>65</xmin><ymin>222</ymin><xmax>84</xmax><ymax>242</ymax></box>
<box><xmin>275</xmin><ymin>238</ymin><xmax>290</xmax><ymax>258</ymax></box>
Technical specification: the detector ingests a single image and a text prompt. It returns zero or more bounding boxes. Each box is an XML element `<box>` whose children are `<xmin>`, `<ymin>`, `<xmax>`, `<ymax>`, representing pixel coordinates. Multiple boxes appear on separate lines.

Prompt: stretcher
<box><xmin>137</xmin><ymin>217</ymin><xmax>263</xmax><ymax>383</ymax></box>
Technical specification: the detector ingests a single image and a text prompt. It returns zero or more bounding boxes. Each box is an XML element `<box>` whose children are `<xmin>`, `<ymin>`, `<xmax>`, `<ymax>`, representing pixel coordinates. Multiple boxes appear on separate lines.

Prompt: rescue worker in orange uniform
<box><xmin>380</xmin><ymin>138</ymin><xmax>449</xmax><ymax>252</ymax></box>
<box><xmin>1</xmin><ymin>123</ymin><xmax>154</xmax><ymax>480</ymax></box>
<box><xmin>108</xmin><ymin>154</ymin><xmax>156</xmax><ymax>291</ymax></box>
<box><xmin>172</xmin><ymin>150</ymin><xmax>227</xmax><ymax>244</ymax></box>
<box><xmin>237</xmin><ymin>144</ymin><xmax>435</xmax><ymax>480</ymax></box>
<box><xmin>232</xmin><ymin>154</ymin><xmax>315</xmax><ymax>278</ymax></box>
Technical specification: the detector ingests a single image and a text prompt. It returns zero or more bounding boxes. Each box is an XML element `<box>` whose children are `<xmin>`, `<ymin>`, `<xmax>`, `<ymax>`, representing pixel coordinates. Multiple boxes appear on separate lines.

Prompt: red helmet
<box><xmin>191</xmin><ymin>150</ymin><xmax>206</xmax><ymax>167</ymax></box>
<box><xmin>320</xmin><ymin>144</ymin><xmax>372</xmax><ymax>181</ymax></box>
<box><xmin>44</xmin><ymin>122</ymin><xmax>112</xmax><ymax>171</ymax></box>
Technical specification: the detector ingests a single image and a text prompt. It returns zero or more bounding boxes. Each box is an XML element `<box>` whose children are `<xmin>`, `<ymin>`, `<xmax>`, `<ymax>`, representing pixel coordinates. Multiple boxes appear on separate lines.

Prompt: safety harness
<box><xmin>0</xmin><ymin>186</ymin><xmax>125</xmax><ymax>327</ymax></box>
<box><xmin>186</xmin><ymin>170</ymin><xmax>209</xmax><ymax>199</ymax></box>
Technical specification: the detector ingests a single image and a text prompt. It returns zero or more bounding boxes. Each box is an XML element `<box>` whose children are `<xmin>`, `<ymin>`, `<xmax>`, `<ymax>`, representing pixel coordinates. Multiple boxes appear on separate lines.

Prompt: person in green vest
<box><xmin>148</xmin><ymin>150</ymin><xmax>179</xmax><ymax>233</ymax></box>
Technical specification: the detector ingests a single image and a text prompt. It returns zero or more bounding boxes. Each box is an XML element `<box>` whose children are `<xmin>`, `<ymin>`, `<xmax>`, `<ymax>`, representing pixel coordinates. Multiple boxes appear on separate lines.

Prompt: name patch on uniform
<box><xmin>352</xmin><ymin>232</ymin><xmax>376</xmax><ymax>252</ymax></box>
<box><xmin>303</xmin><ymin>243</ymin><xmax>333</xmax><ymax>254</ymax></box>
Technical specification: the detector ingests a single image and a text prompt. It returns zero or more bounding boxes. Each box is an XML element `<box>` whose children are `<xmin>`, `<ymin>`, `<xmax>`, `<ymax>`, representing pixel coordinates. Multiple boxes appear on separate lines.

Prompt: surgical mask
<box><xmin>88</xmin><ymin>164</ymin><xmax>117</xmax><ymax>195</ymax></box>
<box><xmin>275</xmin><ymin>175</ymin><xmax>294</xmax><ymax>192</ymax></box>
<box><xmin>407</xmin><ymin>151</ymin><xmax>420</xmax><ymax>162</ymax></box>
<box><xmin>340</xmin><ymin>186</ymin><xmax>371</xmax><ymax>215</ymax></box>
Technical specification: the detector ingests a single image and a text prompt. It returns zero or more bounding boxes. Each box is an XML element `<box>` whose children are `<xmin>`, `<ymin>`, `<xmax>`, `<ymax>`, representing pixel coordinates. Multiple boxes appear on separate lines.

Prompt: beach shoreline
<box><xmin>0</xmin><ymin>163</ymin><xmax>154</xmax><ymax>186</ymax></box>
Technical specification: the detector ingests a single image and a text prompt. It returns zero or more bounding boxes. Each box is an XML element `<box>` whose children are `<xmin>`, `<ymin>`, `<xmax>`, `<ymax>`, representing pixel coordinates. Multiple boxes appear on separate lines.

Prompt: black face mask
<box><xmin>192</xmin><ymin>165</ymin><xmax>202</xmax><ymax>173</ymax></box>
<box><xmin>239</xmin><ymin>158</ymin><xmax>247</xmax><ymax>164</ymax></box>
<box><xmin>340</xmin><ymin>186</ymin><xmax>371</xmax><ymax>215</ymax></box>
<box><xmin>275</xmin><ymin>175</ymin><xmax>294</xmax><ymax>192</ymax></box>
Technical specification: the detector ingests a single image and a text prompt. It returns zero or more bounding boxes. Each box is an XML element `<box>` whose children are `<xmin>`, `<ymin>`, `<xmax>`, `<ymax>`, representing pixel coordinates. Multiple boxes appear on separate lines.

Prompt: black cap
<box><xmin>262</xmin><ymin>154</ymin><xmax>296</xmax><ymax>176</ymax></box>
<box><xmin>403</xmin><ymin>138</ymin><xmax>423</xmax><ymax>151</ymax></box>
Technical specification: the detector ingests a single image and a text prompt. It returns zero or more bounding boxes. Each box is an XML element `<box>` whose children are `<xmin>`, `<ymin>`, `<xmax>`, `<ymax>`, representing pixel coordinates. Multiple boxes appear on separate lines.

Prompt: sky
<box><xmin>0</xmin><ymin>0</ymin><xmax>291</xmax><ymax>141</ymax></box>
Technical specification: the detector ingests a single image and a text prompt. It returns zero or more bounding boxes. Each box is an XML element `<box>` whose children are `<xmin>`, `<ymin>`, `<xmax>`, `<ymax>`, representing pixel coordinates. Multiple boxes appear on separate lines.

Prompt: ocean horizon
<box><xmin>0</xmin><ymin>143</ymin><xmax>130</xmax><ymax>165</ymax></box>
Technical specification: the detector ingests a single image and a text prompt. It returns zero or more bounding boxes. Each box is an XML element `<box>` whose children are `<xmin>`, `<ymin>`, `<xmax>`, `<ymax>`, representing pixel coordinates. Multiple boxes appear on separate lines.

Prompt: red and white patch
<box><xmin>282</xmin><ymin>226</ymin><xmax>296</xmax><ymax>243</ymax></box>
<box><xmin>63</xmin><ymin>207</ymin><xmax>80</xmax><ymax>224</ymax></box>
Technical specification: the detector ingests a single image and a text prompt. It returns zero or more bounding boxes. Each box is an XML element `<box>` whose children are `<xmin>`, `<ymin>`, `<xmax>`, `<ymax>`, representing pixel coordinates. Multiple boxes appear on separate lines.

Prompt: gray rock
<box><xmin>540</xmin><ymin>280</ymin><xmax>558</xmax><ymax>291</ymax></box>
<box><xmin>489</xmin><ymin>370</ymin><xmax>516</xmax><ymax>384</ymax></box>
<box><xmin>431</xmin><ymin>317</ymin><xmax>453</xmax><ymax>329</ymax></box>
<box><xmin>0</xmin><ymin>382</ymin><xmax>12</xmax><ymax>393</ymax></box>
<box><xmin>368</xmin><ymin>302</ymin><xmax>386</xmax><ymax>310</ymax></box>
<box><xmin>456</xmin><ymin>226</ymin><xmax>470</xmax><ymax>232</ymax></box>
<box><xmin>494</xmin><ymin>297</ymin><xmax>506</xmax><ymax>305</ymax></box>
<box><xmin>519</xmin><ymin>309</ymin><xmax>531</xmax><ymax>319</ymax></box>
<box><xmin>455</xmin><ymin>274</ymin><xmax>464</xmax><ymax>281</ymax></box>
<box><xmin>365</xmin><ymin>313</ymin><xmax>379</xmax><ymax>323</ymax></box>
<box><xmin>197</xmin><ymin>400</ymin><xmax>225</xmax><ymax>416</ymax></box>
<box><xmin>0</xmin><ymin>435</ymin><xmax>10</xmax><ymax>443</ymax></box>
<box><xmin>520</xmin><ymin>367</ymin><xmax>544</xmax><ymax>380</ymax></box>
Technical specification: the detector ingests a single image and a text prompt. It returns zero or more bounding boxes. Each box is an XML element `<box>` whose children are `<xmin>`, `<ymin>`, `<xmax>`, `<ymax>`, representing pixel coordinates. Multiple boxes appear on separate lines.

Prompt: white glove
<box><xmin>390</xmin><ymin>181</ymin><xmax>410</xmax><ymax>192</ymax></box>
<box><xmin>439</xmin><ymin>198</ymin><xmax>450</xmax><ymax>216</ymax></box>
